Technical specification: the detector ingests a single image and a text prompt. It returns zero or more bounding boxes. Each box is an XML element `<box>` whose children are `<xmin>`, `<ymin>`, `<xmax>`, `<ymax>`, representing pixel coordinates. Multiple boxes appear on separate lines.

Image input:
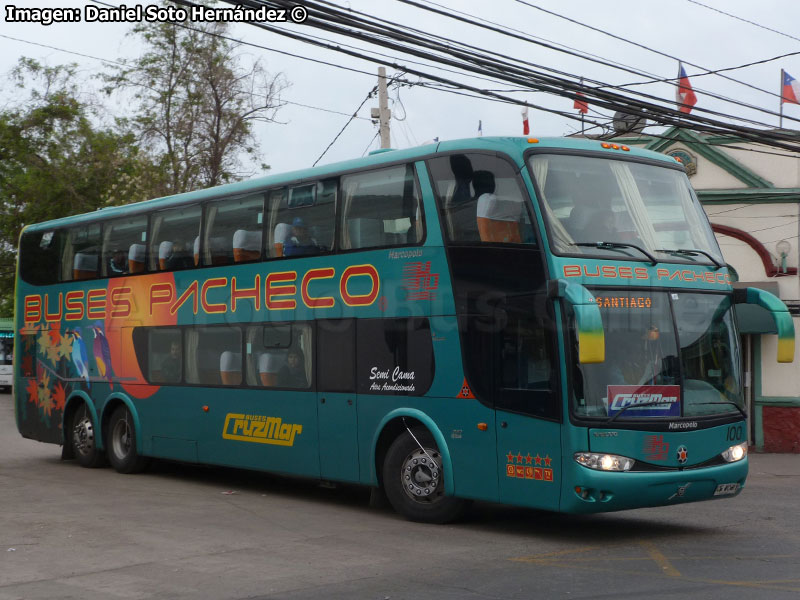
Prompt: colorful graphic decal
<box><xmin>505</xmin><ymin>451</ymin><xmax>555</xmax><ymax>482</ymax></box>
<box><xmin>402</xmin><ymin>261</ymin><xmax>439</xmax><ymax>301</ymax></box>
<box><xmin>643</xmin><ymin>434</ymin><xmax>670</xmax><ymax>461</ymax></box>
<box><xmin>222</xmin><ymin>413</ymin><xmax>303</xmax><ymax>446</ymax></box>
<box><xmin>606</xmin><ymin>385</ymin><xmax>681</xmax><ymax>418</ymax></box>
<box><xmin>18</xmin><ymin>325</ymin><xmax>69</xmax><ymax>429</ymax></box>
<box><xmin>552</xmin><ymin>280</ymin><xmax>604</xmax><ymax>364</ymax></box>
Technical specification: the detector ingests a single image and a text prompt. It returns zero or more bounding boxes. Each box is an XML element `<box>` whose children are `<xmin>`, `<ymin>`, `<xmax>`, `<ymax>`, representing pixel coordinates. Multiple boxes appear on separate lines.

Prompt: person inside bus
<box><xmin>161</xmin><ymin>340</ymin><xmax>182</xmax><ymax>383</ymax></box>
<box><xmin>474</xmin><ymin>170</ymin><xmax>522</xmax><ymax>243</ymax></box>
<box><xmin>163</xmin><ymin>241</ymin><xmax>195</xmax><ymax>270</ymax></box>
<box><xmin>108</xmin><ymin>249</ymin><xmax>128</xmax><ymax>275</ymax></box>
<box><xmin>283</xmin><ymin>217</ymin><xmax>320</xmax><ymax>257</ymax></box>
<box><xmin>277</xmin><ymin>347</ymin><xmax>307</xmax><ymax>388</ymax></box>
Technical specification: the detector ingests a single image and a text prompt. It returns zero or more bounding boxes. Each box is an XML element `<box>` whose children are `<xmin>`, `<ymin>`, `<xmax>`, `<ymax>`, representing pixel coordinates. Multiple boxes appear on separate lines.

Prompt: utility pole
<box><xmin>370</xmin><ymin>67</ymin><xmax>391</xmax><ymax>148</ymax></box>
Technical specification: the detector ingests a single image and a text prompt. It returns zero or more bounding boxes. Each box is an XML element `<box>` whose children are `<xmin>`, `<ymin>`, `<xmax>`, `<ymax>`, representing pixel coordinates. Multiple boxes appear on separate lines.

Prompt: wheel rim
<box><xmin>111</xmin><ymin>416</ymin><xmax>133</xmax><ymax>460</ymax></box>
<box><xmin>399</xmin><ymin>447</ymin><xmax>443</xmax><ymax>504</ymax></box>
<box><xmin>72</xmin><ymin>415</ymin><xmax>95</xmax><ymax>457</ymax></box>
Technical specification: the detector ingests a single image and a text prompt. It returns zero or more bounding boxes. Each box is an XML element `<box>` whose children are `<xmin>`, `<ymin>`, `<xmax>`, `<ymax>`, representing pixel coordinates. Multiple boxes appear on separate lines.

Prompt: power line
<box><xmin>222</xmin><ymin>0</ymin><xmax>800</xmax><ymax>150</ymax></box>
<box><xmin>686</xmin><ymin>0</ymin><xmax>800</xmax><ymax>44</ymax></box>
<box><xmin>512</xmin><ymin>0</ymin><xmax>787</xmax><ymax>102</ymax></box>
<box><xmin>313</xmin><ymin>87</ymin><xmax>377</xmax><ymax>166</ymax></box>
<box><xmin>0</xmin><ymin>32</ymin><xmax>128</xmax><ymax>67</ymax></box>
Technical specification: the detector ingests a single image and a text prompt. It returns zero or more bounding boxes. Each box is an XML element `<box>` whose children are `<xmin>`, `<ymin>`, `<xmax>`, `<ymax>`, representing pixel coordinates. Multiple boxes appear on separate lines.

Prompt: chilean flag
<box><xmin>676</xmin><ymin>62</ymin><xmax>697</xmax><ymax>114</ymax></box>
<box><xmin>521</xmin><ymin>107</ymin><xmax>530</xmax><ymax>135</ymax></box>
<box><xmin>574</xmin><ymin>91</ymin><xmax>588</xmax><ymax>114</ymax></box>
<box><xmin>782</xmin><ymin>70</ymin><xmax>800</xmax><ymax>104</ymax></box>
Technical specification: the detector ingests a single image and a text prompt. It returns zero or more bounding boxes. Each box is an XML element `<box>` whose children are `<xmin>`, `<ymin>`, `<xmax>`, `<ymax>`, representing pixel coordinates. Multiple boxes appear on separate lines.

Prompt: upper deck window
<box><xmin>149</xmin><ymin>205</ymin><xmax>201</xmax><ymax>272</ymax></box>
<box><xmin>528</xmin><ymin>153</ymin><xmax>722</xmax><ymax>264</ymax></box>
<box><xmin>267</xmin><ymin>181</ymin><xmax>336</xmax><ymax>258</ymax></box>
<box><xmin>204</xmin><ymin>193</ymin><xmax>264</xmax><ymax>266</ymax></box>
<box><xmin>340</xmin><ymin>164</ymin><xmax>424</xmax><ymax>250</ymax></box>
<box><xmin>427</xmin><ymin>153</ymin><xmax>536</xmax><ymax>245</ymax></box>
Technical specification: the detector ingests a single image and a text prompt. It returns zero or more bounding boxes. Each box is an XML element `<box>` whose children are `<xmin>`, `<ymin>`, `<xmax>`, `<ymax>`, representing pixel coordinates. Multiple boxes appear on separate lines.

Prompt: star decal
<box><xmin>525</xmin><ymin>453</ymin><xmax>533</xmax><ymax>464</ymax></box>
<box><xmin>544</xmin><ymin>455</ymin><xmax>552</xmax><ymax>467</ymax></box>
<box><xmin>506</xmin><ymin>451</ymin><xmax>514</xmax><ymax>463</ymax></box>
<box><xmin>534</xmin><ymin>454</ymin><xmax>542</xmax><ymax>466</ymax></box>
<box><xmin>516</xmin><ymin>453</ymin><xmax>524</xmax><ymax>464</ymax></box>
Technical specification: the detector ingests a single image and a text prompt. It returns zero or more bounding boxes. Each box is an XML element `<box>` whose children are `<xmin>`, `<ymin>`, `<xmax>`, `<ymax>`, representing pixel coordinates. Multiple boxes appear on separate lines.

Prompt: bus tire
<box><xmin>382</xmin><ymin>428</ymin><xmax>467</xmax><ymax>524</ymax></box>
<box><xmin>107</xmin><ymin>405</ymin><xmax>149</xmax><ymax>474</ymax></box>
<box><xmin>69</xmin><ymin>404</ymin><xmax>105</xmax><ymax>468</ymax></box>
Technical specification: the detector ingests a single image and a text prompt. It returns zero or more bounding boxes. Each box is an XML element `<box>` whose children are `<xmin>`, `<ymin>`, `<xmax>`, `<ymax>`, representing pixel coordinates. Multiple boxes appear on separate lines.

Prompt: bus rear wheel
<box><xmin>70</xmin><ymin>405</ymin><xmax>105</xmax><ymax>468</ymax></box>
<box><xmin>383</xmin><ymin>428</ymin><xmax>467</xmax><ymax>524</ymax></box>
<box><xmin>107</xmin><ymin>405</ymin><xmax>149</xmax><ymax>474</ymax></box>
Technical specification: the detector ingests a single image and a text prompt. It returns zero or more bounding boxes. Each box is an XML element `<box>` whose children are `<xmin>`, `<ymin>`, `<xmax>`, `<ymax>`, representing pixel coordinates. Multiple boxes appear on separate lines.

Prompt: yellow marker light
<box><xmin>477</xmin><ymin>422</ymin><xmax>488</xmax><ymax>431</ymax></box>
<box><xmin>203</xmin><ymin>405</ymin><xmax>209</xmax><ymax>412</ymax></box>
<box><xmin>675</xmin><ymin>156</ymin><xmax>683</xmax><ymax>163</ymax></box>
<box><xmin>527</xmin><ymin>138</ymin><xmax>539</xmax><ymax>144</ymax></box>
<box><xmin>601</xmin><ymin>142</ymin><xmax>611</xmax><ymax>149</ymax></box>
<box><xmin>611</xmin><ymin>144</ymin><xmax>620</xmax><ymax>150</ymax></box>
<box><xmin>621</xmin><ymin>145</ymin><xmax>630</xmax><ymax>151</ymax></box>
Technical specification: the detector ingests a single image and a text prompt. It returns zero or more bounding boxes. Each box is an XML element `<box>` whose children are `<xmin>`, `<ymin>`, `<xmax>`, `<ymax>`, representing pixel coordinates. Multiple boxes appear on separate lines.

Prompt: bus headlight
<box><xmin>721</xmin><ymin>442</ymin><xmax>747</xmax><ymax>463</ymax></box>
<box><xmin>574</xmin><ymin>452</ymin><xmax>634</xmax><ymax>472</ymax></box>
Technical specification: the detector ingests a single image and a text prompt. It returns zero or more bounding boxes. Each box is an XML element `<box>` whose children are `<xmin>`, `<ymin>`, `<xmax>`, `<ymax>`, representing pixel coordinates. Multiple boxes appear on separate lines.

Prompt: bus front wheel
<box><xmin>383</xmin><ymin>428</ymin><xmax>467</xmax><ymax>524</ymax></box>
<box><xmin>70</xmin><ymin>404</ymin><xmax>105</xmax><ymax>468</ymax></box>
<box><xmin>107</xmin><ymin>405</ymin><xmax>149</xmax><ymax>474</ymax></box>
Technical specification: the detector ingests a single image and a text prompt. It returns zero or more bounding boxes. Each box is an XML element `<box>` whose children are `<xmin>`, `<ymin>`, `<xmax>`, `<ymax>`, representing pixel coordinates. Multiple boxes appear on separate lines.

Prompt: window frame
<box><xmin>337</xmin><ymin>162</ymin><xmax>428</xmax><ymax>254</ymax></box>
<box><xmin>426</xmin><ymin>151</ymin><xmax>537</xmax><ymax>247</ymax></box>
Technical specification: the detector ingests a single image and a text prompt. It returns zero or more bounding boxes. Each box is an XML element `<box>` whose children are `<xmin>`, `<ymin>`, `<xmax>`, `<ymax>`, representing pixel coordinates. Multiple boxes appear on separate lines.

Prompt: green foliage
<box><xmin>102</xmin><ymin>11</ymin><xmax>287</xmax><ymax>194</ymax></box>
<box><xmin>0</xmin><ymin>59</ymin><xmax>155</xmax><ymax>316</ymax></box>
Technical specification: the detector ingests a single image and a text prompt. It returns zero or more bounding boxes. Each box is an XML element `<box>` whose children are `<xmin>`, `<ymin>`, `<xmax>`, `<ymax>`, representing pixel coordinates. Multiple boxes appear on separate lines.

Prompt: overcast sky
<box><xmin>3</xmin><ymin>0</ymin><xmax>800</xmax><ymax>178</ymax></box>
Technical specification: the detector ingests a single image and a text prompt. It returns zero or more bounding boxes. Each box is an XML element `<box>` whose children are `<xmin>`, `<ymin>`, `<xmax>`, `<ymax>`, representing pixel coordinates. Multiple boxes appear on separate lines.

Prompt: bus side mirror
<box><xmin>549</xmin><ymin>279</ymin><xmax>605</xmax><ymax>364</ymax></box>
<box><xmin>734</xmin><ymin>287</ymin><xmax>795</xmax><ymax>363</ymax></box>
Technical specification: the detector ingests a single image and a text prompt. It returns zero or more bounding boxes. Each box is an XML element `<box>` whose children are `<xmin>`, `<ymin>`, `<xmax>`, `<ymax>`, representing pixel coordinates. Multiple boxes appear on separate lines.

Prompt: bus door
<box><xmin>316</xmin><ymin>319</ymin><xmax>360</xmax><ymax>482</ymax></box>
<box><xmin>492</xmin><ymin>294</ymin><xmax>562</xmax><ymax>510</ymax></box>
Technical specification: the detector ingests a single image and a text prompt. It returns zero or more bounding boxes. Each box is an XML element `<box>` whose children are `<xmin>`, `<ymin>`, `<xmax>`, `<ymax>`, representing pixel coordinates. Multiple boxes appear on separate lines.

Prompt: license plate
<box><xmin>714</xmin><ymin>483</ymin><xmax>740</xmax><ymax>496</ymax></box>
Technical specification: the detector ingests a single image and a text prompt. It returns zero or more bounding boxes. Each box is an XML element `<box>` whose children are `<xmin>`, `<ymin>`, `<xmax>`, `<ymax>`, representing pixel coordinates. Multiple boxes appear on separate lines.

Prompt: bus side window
<box><xmin>317</xmin><ymin>319</ymin><xmax>355</xmax><ymax>392</ymax></box>
<box><xmin>102</xmin><ymin>215</ymin><xmax>148</xmax><ymax>277</ymax></box>
<box><xmin>246</xmin><ymin>323</ymin><xmax>313</xmax><ymax>389</ymax></box>
<box><xmin>148</xmin><ymin>328</ymin><xmax>183</xmax><ymax>384</ymax></box>
<box><xmin>340</xmin><ymin>164</ymin><xmax>424</xmax><ymax>250</ymax></box>
<box><xmin>204</xmin><ymin>193</ymin><xmax>264</xmax><ymax>266</ymax></box>
<box><xmin>356</xmin><ymin>318</ymin><xmax>434</xmax><ymax>396</ymax></box>
<box><xmin>63</xmin><ymin>224</ymin><xmax>102</xmax><ymax>281</ymax></box>
<box><xmin>265</xmin><ymin>182</ymin><xmax>336</xmax><ymax>259</ymax></box>
<box><xmin>185</xmin><ymin>326</ymin><xmax>241</xmax><ymax>386</ymax></box>
<box><xmin>427</xmin><ymin>153</ymin><xmax>536</xmax><ymax>245</ymax></box>
<box><xmin>19</xmin><ymin>230</ymin><xmax>65</xmax><ymax>286</ymax></box>
<box><xmin>149</xmin><ymin>205</ymin><xmax>201</xmax><ymax>272</ymax></box>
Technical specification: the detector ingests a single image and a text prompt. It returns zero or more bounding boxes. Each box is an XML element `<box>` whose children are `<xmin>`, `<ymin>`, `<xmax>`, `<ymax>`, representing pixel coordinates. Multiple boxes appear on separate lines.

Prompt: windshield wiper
<box><xmin>574</xmin><ymin>241</ymin><xmax>657</xmax><ymax>265</ymax></box>
<box><xmin>607</xmin><ymin>399</ymin><xmax>676</xmax><ymax>423</ymax></box>
<box><xmin>655</xmin><ymin>248</ymin><xmax>722</xmax><ymax>270</ymax></box>
<box><xmin>691</xmin><ymin>401</ymin><xmax>747</xmax><ymax>419</ymax></box>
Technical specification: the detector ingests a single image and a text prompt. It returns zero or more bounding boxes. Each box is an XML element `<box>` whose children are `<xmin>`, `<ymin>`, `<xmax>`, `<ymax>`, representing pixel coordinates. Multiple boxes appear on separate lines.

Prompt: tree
<box><xmin>103</xmin><ymin>12</ymin><xmax>287</xmax><ymax>194</ymax></box>
<box><xmin>0</xmin><ymin>58</ymin><xmax>152</xmax><ymax>315</ymax></box>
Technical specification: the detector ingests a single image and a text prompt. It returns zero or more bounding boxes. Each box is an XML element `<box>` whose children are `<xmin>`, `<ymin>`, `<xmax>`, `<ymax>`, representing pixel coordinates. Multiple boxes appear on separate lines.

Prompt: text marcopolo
<box><xmin>5</xmin><ymin>4</ymin><xmax>308</xmax><ymax>26</ymax></box>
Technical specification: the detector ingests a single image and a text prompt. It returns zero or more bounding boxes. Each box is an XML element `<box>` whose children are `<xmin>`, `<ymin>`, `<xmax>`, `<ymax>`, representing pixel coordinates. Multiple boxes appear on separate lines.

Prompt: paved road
<box><xmin>1</xmin><ymin>393</ymin><xmax>799</xmax><ymax>599</ymax></box>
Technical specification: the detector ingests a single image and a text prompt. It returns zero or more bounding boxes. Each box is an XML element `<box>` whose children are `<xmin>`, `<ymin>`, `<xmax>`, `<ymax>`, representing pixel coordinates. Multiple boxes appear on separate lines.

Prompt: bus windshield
<box><xmin>528</xmin><ymin>153</ymin><xmax>723</xmax><ymax>264</ymax></box>
<box><xmin>571</xmin><ymin>291</ymin><xmax>743</xmax><ymax>420</ymax></box>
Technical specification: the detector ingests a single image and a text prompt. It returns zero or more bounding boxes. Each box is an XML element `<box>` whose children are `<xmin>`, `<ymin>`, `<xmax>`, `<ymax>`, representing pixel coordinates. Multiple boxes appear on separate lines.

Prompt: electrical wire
<box><xmin>216</xmin><ymin>0</ymin><xmax>800</xmax><ymax>152</ymax></box>
<box><xmin>685</xmin><ymin>0</ymin><xmax>800</xmax><ymax>44</ymax></box>
<box><xmin>313</xmin><ymin>87</ymin><xmax>377</xmax><ymax>166</ymax></box>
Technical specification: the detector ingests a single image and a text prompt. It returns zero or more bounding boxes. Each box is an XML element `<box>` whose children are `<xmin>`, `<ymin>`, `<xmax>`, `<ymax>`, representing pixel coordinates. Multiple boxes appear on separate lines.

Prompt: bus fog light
<box><xmin>721</xmin><ymin>442</ymin><xmax>747</xmax><ymax>463</ymax></box>
<box><xmin>574</xmin><ymin>452</ymin><xmax>634</xmax><ymax>472</ymax></box>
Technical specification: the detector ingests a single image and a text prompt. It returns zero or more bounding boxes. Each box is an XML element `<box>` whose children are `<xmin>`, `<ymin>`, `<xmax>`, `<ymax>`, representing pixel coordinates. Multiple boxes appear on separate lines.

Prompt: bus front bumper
<box><xmin>560</xmin><ymin>457</ymin><xmax>748</xmax><ymax>514</ymax></box>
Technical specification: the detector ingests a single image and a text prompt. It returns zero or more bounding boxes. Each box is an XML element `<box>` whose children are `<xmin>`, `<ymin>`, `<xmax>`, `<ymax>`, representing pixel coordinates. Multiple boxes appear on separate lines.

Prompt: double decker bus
<box><xmin>15</xmin><ymin>137</ymin><xmax>794</xmax><ymax>523</ymax></box>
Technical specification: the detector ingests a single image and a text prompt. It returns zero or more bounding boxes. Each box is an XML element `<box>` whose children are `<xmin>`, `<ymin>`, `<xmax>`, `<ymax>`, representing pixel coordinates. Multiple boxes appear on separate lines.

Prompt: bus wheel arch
<box><xmin>63</xmin><ymin>392</ymin><xmax>105</xmax><ymax>468</ymax></box>
<box><xmin>102</xmin><ymin>396</ymin><xmax>149</xmax><ymax>474</ymax></box>
<box><xmin>373</xmin><ymin>411</ymin><xmax>466</xmax><ymax>523</ymax></box>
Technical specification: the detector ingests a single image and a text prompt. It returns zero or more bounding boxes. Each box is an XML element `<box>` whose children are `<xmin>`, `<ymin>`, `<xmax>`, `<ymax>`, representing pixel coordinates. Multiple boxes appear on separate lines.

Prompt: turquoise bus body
<box><xmin>15</xmin><ymin>136</ymin><xmax>785</xmax><ymax>518</ymax></box>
